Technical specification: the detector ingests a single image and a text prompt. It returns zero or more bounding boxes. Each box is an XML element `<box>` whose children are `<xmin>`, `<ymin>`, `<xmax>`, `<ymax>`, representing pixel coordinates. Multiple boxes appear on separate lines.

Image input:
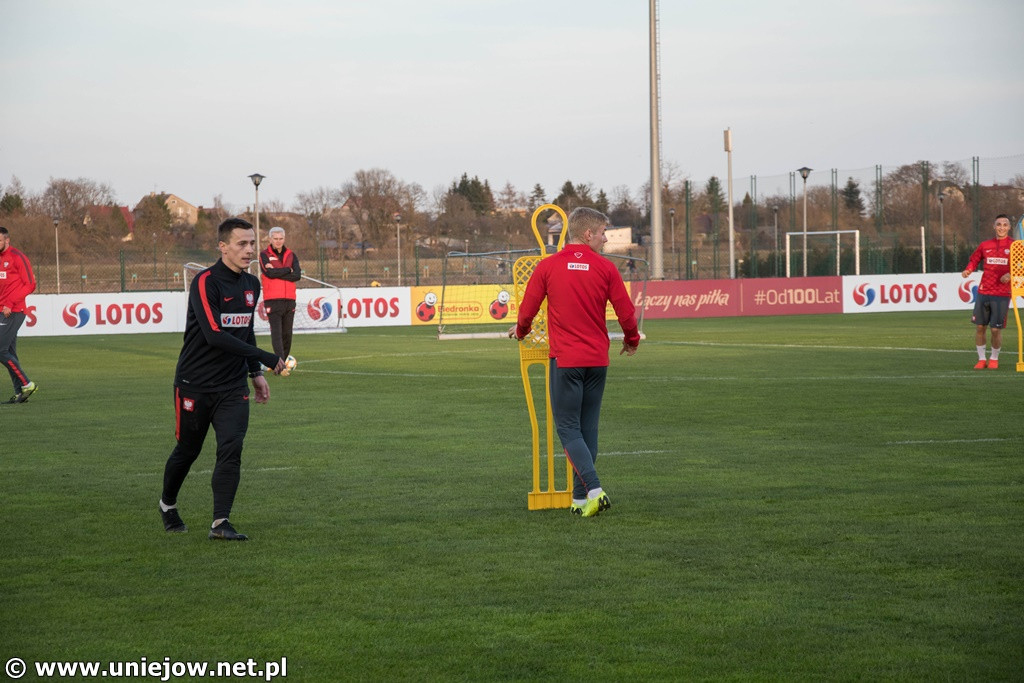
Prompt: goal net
<box><xmin>784</xmin><ymin>229</ymin><xmax>861</xmax><ymax>277</ymax></box>
<box><xmin>436</xmin><ymin>249</ymin><xmax>648</xmax><ymax>341</ymax></box>
<box><xmin>183</xmin><ymin>262</ymin><xmax>347</xmax><ymax>334</ymax></box>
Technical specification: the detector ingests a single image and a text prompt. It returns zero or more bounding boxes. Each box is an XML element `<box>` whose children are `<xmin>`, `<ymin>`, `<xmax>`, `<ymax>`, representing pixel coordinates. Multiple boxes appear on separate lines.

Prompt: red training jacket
<box><xmin>259</xmin><ymin>246</ymin><xmax>301</xmax><ymax>301</ymax></box>
<box><xmin>516</xmin><ymin>243</ymin><xmax>640</xmax><ymax>368</ymax></box>
<box><xmin>0</xmin><ymin>245</ymin><xmax>37</xmax><ymax>313</ymax></box>
<box><xmin>964</xmin><ymin>236</ymin><xmax>1013</xmax><ymax>297</ymax></box>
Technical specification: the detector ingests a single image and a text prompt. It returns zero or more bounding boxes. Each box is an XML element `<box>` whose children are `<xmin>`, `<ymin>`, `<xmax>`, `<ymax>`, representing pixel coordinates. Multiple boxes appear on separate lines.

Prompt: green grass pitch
<box><xmin>2</xmin><ymin>312</ymin><xmax>1021</xmax><ymax>680</ymax></box>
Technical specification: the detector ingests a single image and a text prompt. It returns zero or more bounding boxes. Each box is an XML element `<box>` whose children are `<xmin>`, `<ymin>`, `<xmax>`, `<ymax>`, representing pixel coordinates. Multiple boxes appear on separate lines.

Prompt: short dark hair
<box><xmin>567</xmin><ymin>207</ymin><xmax>610</xmax><ymax>242</ymax></box>
<box><xmin>995</xmin><ymin>214</ymin><xmax>1010</xmax><ymax>222</ymax></box>
<box><xmin>0</xmin><ymin>226</ymin><xmax>9</xmax><ymax>236</ymax></box>
<box><xmin>218</xmin><ymin>217</ymin><xmax>254</xmax><ymax>243</ymax></box>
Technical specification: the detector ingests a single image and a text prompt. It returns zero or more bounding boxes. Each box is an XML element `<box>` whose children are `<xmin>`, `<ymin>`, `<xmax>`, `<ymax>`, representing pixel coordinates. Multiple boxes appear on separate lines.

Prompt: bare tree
<box><xmin>340</xmin><ymin>168</ymin><xmax>422</xmax><ymax>248</ymax></box>
<box><xmin>496</xmin><ymin>182</ymin><xmax>525</xmax><ymax>212</ymax></box>
<box><xmin>42</xmin><ymin>177</ymin><xmax>117</xmax><ymax>225</ymax></box>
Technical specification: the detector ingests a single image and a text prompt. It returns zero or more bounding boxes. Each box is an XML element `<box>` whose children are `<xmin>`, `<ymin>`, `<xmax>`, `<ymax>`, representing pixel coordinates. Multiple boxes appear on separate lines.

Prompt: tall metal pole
<box><xmin>772</xmin><ymin>207</ymin><xmax>779</xmax><ymax>277</ymax></box>
<box><xmin>669</xmin><ymin>207</ymin><xmax>675</xmax><ymax>254</ymax></box>
<box><xmin>248</xmin><ymin>173</ymin><xmax>265</xmax><ymax>257</ymax></box>
<box><xmin>938</xmin><ymin>192</ymin><xmax>945</xmax><ymax>272</ymax></box>
<box><xmin>648</xmin><ymin>0</ymin><xmax>663</xmax><ymax>279</ymax></box>
<box><xmin>725</xmin><ymin>128</ymin><xmax>735</xmax><ymax>279</ymax></box>
<box><xmin>396</xmin><ymin>214</ymin><xmax>402</xmax><ymax>286</ymax></box>
<box><xmin>798</xmin><ymin>167</ymin><xmax>812</xmax><ymax>277</ymax></box>
<box><xmin>53</xmin><ymin>218</ymin><xmax>60</xmax><ymax>294</ymax></box>
<box><xmin>254</xmin><ymin>186</ymin><xmax>260</xmax><ymax>255</ymax></box>
<box><xmin>802</xmin><ymin>176</ymin><xmax>808</xmax><ymax>277</ymax></box>
<box><xmin>684</xmin><ymin>180</ymin><xmax>692</xmax><ymax>280</ymax></box>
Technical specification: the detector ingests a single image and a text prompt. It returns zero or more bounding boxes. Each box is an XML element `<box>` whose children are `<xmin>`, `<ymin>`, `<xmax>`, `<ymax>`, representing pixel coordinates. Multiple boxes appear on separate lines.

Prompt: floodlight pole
<box><xmin>648</xmin><ymin>0</ymin><xmax>664</xmax><ymax>279</ymax></box>
<box><xmin>248</xmin><ymin>173</ymin><xmax>265</xmax><ymax>256</ymax></box>
<box><xmin>725</xmin><ymin>128</ymin><xmax>735</xmax><ymax>278</ymax></box>
<box><xmin>53</xmin><ymin>218</ymin><xmax>60</xmax><ymax>294</ymax></box>
<box><xmin>798</xmin><ymin>167</ymin><xmax>812</xmax><ymax>277</ymax></box>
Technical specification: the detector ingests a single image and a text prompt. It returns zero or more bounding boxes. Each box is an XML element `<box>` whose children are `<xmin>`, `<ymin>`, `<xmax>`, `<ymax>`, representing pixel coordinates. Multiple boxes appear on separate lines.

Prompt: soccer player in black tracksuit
<box><xmin>160</xmin><ymin>218</ymin><xmax>286</xmax><ymax>541</ymax></box>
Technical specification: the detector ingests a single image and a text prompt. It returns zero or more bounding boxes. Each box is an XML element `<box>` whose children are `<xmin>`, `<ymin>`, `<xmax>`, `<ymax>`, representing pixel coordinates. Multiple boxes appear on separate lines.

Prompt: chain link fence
<box><xmin>14</xmin><ymin>154</ymin><xmax>1024</xmax><ymax>294</ymax></box>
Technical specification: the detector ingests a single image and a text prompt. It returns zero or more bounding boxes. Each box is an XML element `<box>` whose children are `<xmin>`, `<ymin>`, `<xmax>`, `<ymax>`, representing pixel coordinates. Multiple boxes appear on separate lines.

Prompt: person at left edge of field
<box><xmin>160</xmin><ymin>218</ymin><xmax>287</xmax><ymax>541</ymax></box>
<box><xmin>0</xmin><ymin>226</ymin><xmax>38</xmax><ymax>405</ymax></box>
<box><xmin>259</xmin><ymin>226</ymin><xmax>302</xmax><ymax>369</ymax></box>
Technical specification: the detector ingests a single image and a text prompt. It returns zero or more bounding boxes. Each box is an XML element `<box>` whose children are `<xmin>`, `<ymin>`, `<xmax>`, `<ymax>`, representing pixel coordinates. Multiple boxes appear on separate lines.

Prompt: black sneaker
<box><xmin>209</xmin><ymin>520</ymin><xmax>248</xmax><ymax>541</ymax></box>
<box><xmin>161</xmin><ymin>506</ymin><xmax>187</xmax><ymax>533</ymax></box>
<box><xmin>2</xmin><ymin>394</ymin><xmax>18</xmax><ymax>405</ymax></box>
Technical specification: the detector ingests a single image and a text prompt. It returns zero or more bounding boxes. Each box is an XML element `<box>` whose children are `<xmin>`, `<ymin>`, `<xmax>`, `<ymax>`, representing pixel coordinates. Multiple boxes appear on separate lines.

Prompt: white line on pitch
<box><xmin>134</xmin><ymin>466</ymin><xmax>296</xmax><ymax>477</ymax></box>
<box><xmin>884</xmin><ymin>438</ymin><xmax>1013</xmax><ymax>445</ymax></box>
<box><xmin>300</xmin><ymin>348</ymin><xmax>490</xmax><ymax>364</ymax></box>
<box><xmin>301</xmin><ymin>369</ymin><xmax>516</xmax><ymax>380</ymax></box>
<box><xmin>539</xmin><ymin>450</ymin><xmax>672</xmax><ymax>457</ymax></box>
<box><xmin>652</xmin><ymin>340</ymin><xmax>969</xmax><ymax>354</ymax></box>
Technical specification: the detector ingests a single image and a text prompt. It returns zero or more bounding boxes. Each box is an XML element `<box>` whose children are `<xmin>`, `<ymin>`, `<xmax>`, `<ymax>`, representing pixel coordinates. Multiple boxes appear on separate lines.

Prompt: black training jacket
<box><xmin>174</xmin><ymin>259</ymin><xmax>280</xmax><ymax>392</ymax></box>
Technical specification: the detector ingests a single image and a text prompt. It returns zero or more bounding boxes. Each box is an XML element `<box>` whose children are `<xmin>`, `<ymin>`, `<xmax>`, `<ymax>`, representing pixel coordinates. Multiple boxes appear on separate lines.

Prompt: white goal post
<box><xmin>784</xmin><ymin>230</ymin><xmax>860</xmax><ymax>277</ymax></box>
<box><xmin>183</xmin><ymin>262</ymin><xmax>347</xmax><ymax>334</ymax></box>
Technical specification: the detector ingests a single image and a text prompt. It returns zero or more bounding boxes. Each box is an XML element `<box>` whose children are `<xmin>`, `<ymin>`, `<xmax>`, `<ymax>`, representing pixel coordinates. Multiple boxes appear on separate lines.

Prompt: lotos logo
<box><xmin>958</xmin><ymin>280</ymin><xmax>977</xmax><ymax>304</ymax></box>
<box><xmin>62</xmin><ymin>302</ymin><xmax>91</xmax><ymax>328</ymax></box>
<box><xmin>307</xmin><ymin>296</ymin><xmax>333</xmax><ymax>322</ymax></box>
<box><xmin>852</xmin><ymin>283</ymin><xmax>875</xmax><ymax>307</ymax></box>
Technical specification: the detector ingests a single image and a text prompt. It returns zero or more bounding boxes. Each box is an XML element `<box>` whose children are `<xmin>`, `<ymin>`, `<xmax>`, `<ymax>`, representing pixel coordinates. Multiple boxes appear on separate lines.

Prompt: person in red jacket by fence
<box><xmin>510</xmin><ymin>207</ymin><xmax>640</xmax><ymax>518</ymax></box>
<box><xmin>962</xmin><ymin>214</ymin><xmax>1013</xmax><ymax>370</ymax></box>
<box><xmin>259</xmin><ymin>227</ymin><xmax>302</xmax><ymax>367</ymax></box>
<box><xmin>0</xmin><ymin>226</ymin><xmax>38</xmax><ymax>404</ymax></box>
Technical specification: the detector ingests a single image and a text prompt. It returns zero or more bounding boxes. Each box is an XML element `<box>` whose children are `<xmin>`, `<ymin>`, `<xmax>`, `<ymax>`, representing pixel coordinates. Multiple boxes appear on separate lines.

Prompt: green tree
<box><xmin>741</xmin><ymin>192</ymin><xmax>754</xmax><ymax>230</ymax></box>
<box><xmin>705</xmin><ymin>176</ymin><xmax>725</xmax><ymax>215</ymax></box>
<box><xmin>554</xmin><ymin>181</ymin><xmax>600</xmax><ymax>213</ymax></box>
<box><xmin>133</xmin><ymin>194</ymin><xmax>173</xmax><ymax>236</ymax></box>
<box><xmin>449</xmin><ymin>173</ymin><xmax>494</xmax><ymax>215</ymax></box>
<box><xmin>528</xmin><ymin>184</ymin><xmax>546</xmax><ymax>210</ymax></box>
<box><xmin>0</xmin><ymin>192</ymin><xmax>24</xmax><ymax>215</ymax></box>
<box><xmin>841</xmin><ymin>177</ymin><xmax>865</xmax><ymax>216</ymax></box>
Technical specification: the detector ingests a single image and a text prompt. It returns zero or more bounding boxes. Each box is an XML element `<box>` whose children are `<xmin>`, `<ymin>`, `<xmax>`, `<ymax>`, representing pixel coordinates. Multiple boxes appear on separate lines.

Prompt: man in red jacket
<box><xmin>0</xmin><ymin>226</ymin><xmax>38</xmax><ymax>404</ymax></box>
<box><xmin>510</xmin><ymin>207</ymin><xmax>640</xmax><ymax>518</ymax></box>
<box><xmin>259</xmin><ymin>227</ymin><xmax>302</xmax><ymax>370</ymax></box>
<box><xmin>962</xmin><ymin>214</ymin><xmax>1013</xmax><ymax>369</ymax></box>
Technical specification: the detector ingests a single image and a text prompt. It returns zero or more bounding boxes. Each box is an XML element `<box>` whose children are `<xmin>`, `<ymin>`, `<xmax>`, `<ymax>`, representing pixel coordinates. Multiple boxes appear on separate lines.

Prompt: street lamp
<box><xmin>669</xmin><ymin>206</ymin><xmax>675</xmax><ymax>254</ymax></box>
<box><xmin>797</xmin><ymin>167</ymin><xmax>812</xmax><ymax>277</ymax></box>
<box><xmin>53</xmin><ymin>218</ymin><xmax>60</xmax><ymax>294</ymax></box>
<box><xmin>725</xmin><ymin>128</ymin><xmax>735</xmax><ymax>279</ymax></box>
<box><xmin>248</xmin><ymin>173</ymin><xmax>265</xmax><ymax>256</ymax></box>
<box><xmin>938</xmin><ymin>190</ymin><xmax>946</xmax><ymax>272</ymax></box>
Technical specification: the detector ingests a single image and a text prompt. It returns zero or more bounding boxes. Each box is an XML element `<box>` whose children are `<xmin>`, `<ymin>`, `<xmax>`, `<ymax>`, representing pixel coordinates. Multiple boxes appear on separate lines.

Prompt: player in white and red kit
<box><xmin>511</xmin><ymin>207</ymin><xmax>640</xmax><ymax>518</ymax></box>
<box><xmin>961</xmin><ymin>214</ymin><xmax>1013</xmax><ymax>369</ymax></box>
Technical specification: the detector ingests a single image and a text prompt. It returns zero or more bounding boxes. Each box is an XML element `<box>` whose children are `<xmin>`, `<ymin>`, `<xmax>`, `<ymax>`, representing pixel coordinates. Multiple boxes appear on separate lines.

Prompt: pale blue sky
<box><xmin>1</xmin><ymin>0</ymin><xmax>1021</xmax><ymax>212</ymax></box>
